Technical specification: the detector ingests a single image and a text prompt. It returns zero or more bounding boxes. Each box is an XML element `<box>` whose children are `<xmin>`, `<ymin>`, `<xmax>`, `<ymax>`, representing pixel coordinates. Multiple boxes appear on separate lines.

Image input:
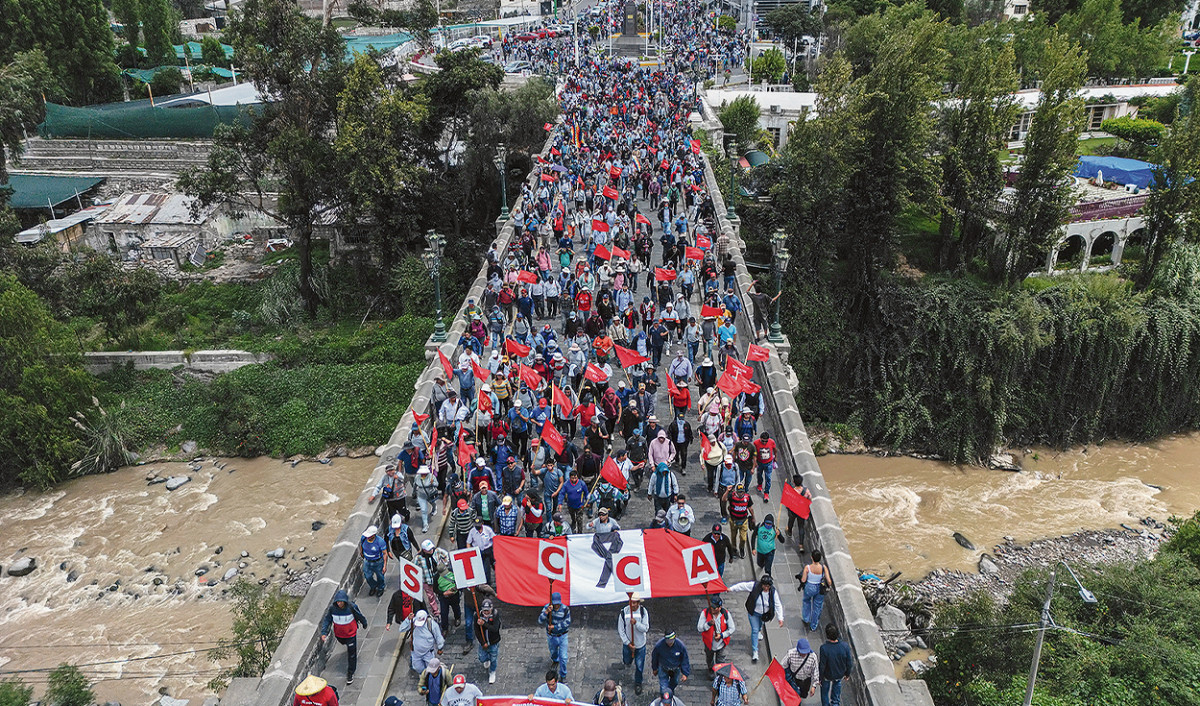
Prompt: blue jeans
<box><xmin>748</xmin><ymin>612</ymin><xmax>763</xmax><ymax>653</ymax></box>
<box><xmin>478</xmin><ymin>642</ymin><xmax>499</xmax><ymax>670</ymax></box>
<box><xmin>821</xmin><ymin>678</ymin><xmax>842</xmax><ymax>706</ymax></box>
<box><xmin>803</xmin><ymin>583</ymin><xmax>825</xmax><ymax>632</ymax></box>
<box><xmin>757</xmin><ymin>463</ymin><xmax>773</xmax><ymax>495</ymax></box>
<box><xmin>687</xmin><ymin>340</ymin><xmax>699</xmax><ymax>362</ymax></box>
<box><xmin>658</xmin><ymin>668</ymin><xmax>684</xmax><ymax>694</ymax></box>
<box><xmin>622</xmin><ymin>644</ymin><xmax>645</xmax><ymax>686</ymax></box>
<box><xmin>363</xmin><ymin>558</ymin><xmax>385</xmax><ymax>592</ymax></box>
<box><xmin>547</xmin><ymin>633</ymin><xmax>569</xmax><ymax>680</ymax></box>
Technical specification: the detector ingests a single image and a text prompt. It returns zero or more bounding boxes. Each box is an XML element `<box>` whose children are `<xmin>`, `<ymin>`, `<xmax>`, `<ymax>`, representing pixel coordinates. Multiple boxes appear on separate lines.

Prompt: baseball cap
<box><xmin>453</xmin><ymin>675</ymin><xmax>466</xmax><ymax>685</ymax></box>
<box><xmin>362</xmin><ymin>525</ymin><xmax>378</xmax><ymax>538</ymax></box>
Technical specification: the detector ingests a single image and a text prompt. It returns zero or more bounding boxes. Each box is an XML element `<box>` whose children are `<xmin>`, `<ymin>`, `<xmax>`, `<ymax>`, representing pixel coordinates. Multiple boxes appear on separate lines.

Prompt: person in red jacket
<box><xmin>294</xmin><ymin>674</ymin><xmax>338</xmax><ymax>706</ymax></box>
<box><xmin>669</xmin><ymin>380</ymin><xmax>691</xmax><ymax>418</ymax></box>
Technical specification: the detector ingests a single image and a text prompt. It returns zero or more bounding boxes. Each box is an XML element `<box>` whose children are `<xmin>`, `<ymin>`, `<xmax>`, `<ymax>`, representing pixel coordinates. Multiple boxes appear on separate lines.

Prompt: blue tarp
<box><xmin>1074</xmin><ymin>155</ymin><xmax>1159</xmax><ymax>189</ymax></box>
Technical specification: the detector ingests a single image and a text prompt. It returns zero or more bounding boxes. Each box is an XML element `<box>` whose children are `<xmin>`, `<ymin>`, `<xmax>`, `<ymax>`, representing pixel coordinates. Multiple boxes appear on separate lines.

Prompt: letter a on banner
<box><xmin>537</xmin><ymin>540</ymin><xmax>568</xmax><ymax>582</ymax></box>
<box><xmin>682</xmin><ymin>544</ymin><xmax>721</xmax><ymax>585</ymax></box>
<box><xmin>397</xmin><ymin>555</ymin><xmax>425</xmax><ymax>600</ymax></box>
<box><xmin>450</xmin><ymin>547</ymin><xmax>487</xmax><ymax>588</ymax></box>
<box><xmin>611</xmin><ymin>553</ymin><xmax>648</xmax><ymax>593</ymax></box>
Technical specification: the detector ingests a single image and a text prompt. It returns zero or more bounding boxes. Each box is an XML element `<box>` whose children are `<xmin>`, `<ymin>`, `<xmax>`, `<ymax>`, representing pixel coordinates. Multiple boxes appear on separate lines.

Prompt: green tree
<box><xmin>0</xmin><ymin>51</ymin><xmax>56</xmax><ymax>180</ymax></box>
<box><xmin>718</xmin><ymin>95</ymin><xmax>761</xmax><ymax>152</ymax></box>
<box><xmin>422</xmin><ymin>49</ymin><xmax>504</xmax><ymax>170</ymax></box>
<box><xmin>935</xmin><ymin>24</ymin><xmax>1020</xmax><ymax>269</ymax></box>
<box><xmin>995</xmin><ymin>32</ymin><xmax>1086</xmax><ymax>282</ymax></box>
<box><xmin>0</xmin><ymin>680</ymin><xmax>32</xmax><ymax>706</ymax></box>
<box><xmin>207</xmin><ymin>580</ymin><xmax>298</xmax><ymax>689</ymax></box>
<box><xmin>764</xmin><ymin>3</ymin><xmax>820</xmax><ymax>45</ymax></box>
<box><xmin>0</xmin><ymin>275</ymin><xmax>94</xmax><ymax>489</ymax></box>
<box><xmin>1057</xmin><ymin>0</ymin><xmax>1173</xmax><ymax>79</ymax></box>
<box><xmin>751</xmin><ymin>47</ymin><xmax>787</xmax><ymax>83</ymax></box>
<box><xmin>718</xmin><ymin>14</ymin><xmax>737</xmax><ymax>32</ymax></box>
<box><xmin>1139</xmin><ymin>79</ymin><xmax>1200</xmax><ymax>286</ymax></box>
<box><xmin>0</xmin><ymin>0</ymin><xmax>121</xmax><ymax>104</ymax></box>
<box><xmin>180</xmin><ymin>0</ymin><xmax>349</xmax><ymax>317</ymax></box>
<box><xmin>43</xmin><ymin>665</ymin><xmax>93</xmax><ymax>706</ymax></box>
<box><xmin>141</xmin><ymin>0</ymin><xmax>178</xmax><ymax>66</ymax></box>
<box><xmin>200</xmin><ymin>35</ymin><xmax>227</xmax><ymax>67</ymax></box>
<box><xmin>1120</xmin><ymin>0</ymin><xmax>1186</xmax><ymax>25</ymax></box>
<box><xmin>112</xmin><ymin>0</ymin><xmax>142</xmax><ymax>67</ymax></box>
<box><xmin>150</xmin><ymin>65</ymin><xmax>183</xmax><ymax>95</ymax></box>
<box><xmin>1100</xmin><ymin>116</ymin><xmax>1165</xmax><ymax>146</ymax></box>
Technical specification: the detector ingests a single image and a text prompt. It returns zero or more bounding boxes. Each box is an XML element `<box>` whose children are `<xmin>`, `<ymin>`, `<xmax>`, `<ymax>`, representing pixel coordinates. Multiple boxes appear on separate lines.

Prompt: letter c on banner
<box><xmin>611</xmin><ymin>552</ymin><xmax>647</xmax><ymax>593</ymax></box>
<box><xmin>537</xmin><ymin>540</ymin><xmax>568</xmax><ymax>582</ymax></box>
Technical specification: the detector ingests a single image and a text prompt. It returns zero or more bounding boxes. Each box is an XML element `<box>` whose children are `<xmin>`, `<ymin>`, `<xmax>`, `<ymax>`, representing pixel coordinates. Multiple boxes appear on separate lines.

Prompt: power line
<box><xmin>0</xmin><ymin>640</ymin><xmax>260</xmax><ymax>675</ymax></box>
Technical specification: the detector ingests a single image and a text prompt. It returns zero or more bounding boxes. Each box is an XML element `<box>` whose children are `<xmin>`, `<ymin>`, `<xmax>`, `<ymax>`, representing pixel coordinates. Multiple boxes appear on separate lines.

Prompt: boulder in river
<box><xmin>875</xmin><ymin>604</ymin><xmax>909</xmax><ymax>637</ymax></box>
<box><xmin>953</xmin><ymin>532</ymin><xmax>976</xmax><ymax>550</ymax></box>
<box><xmin>159</xmin><ymin>695</ymin><xmax>190</xmax><ymax>706</ymax></box>
<box><xmin>311</xmin><ymin>521</ymin><xmax>326</xmax><ymax>532</ymax></box>
<box><xmin>979</xmin><ymin>554</ymin><xmax>1000</xmax><ymax>575</ymax></box>
<box><xmin>165</xmin><ymin>476</ymin><xmax>190</xmax><ymax>491</ymax></box>
<box><xmin>147</xmin><ymin>476</ymin><xmax>168</xmax><ymax>485</ymax></box>
<box><xmin>7</xmin><ymin>557</ymin><xmax>36</xmax><ymax>577</ymax></box>
<box><xmin>987</xmin><ymin>453</ymin><xmax>1020</xmax><ymax>471</ymax></box>
<box><xmin>223</xmin><ymin>568</ymin><xmax>238</xmax><ymax>582</ymax></box>
<box><xmin>266</xmin><ymin>548</ymin><xmax>285</xmax><ymax>559</ymax></box>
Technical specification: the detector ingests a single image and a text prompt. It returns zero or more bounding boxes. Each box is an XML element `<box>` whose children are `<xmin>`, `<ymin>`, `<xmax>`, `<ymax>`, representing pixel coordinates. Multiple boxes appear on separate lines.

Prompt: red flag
<box><xmin>765</xmin><ymin>660</ymin><xmax>802</xmax><ymax>706</ymax></box>
<box><xmin>472</xmin><ymin>360</ymin><xmax>490</xmax><ymax>382</ymax></box>
<box><xmin>648</xmin><ymin>146</ymin><xmax>658</xmax><ymax>155</ymax></box>
<box><xmin>536</xmin><ymin>155</ymin><xmax>548</xmax><ymax>164</ymax></box>
<box><xmin>478</xmin><ymin>390</ymin><xmax>493</xmax><ymax>413</ymax></box>
<box><xmin>551</xmin><ymin>147</ymin><xmax>561</xmax><ymax>156</ymax></box>
<box><xmin>684</xmin><ymin>246</ymin><xmax>703</xmax><ymax>261</ymax></box>
<box><xmin>613</xmin><ymin>345</ymin><xmax>649</xmax><ymax>368</ymax></box>
<box><xmin>781</xmin><ymin>483</ymin><xmax>812</xmax><ymax>519</ymax></box>
<box><xmin>518</xmin><ymin>364</ymin><xmax>543</xmax><ymax>390</ymax></box>
<box><xmin>516</xmin><ymin>270</ymin><xmax>539</xmax><ymax>284</ymax></box>
<box><xmin>594</xmin><ymin>245</ymin><xmax>612</xmax><ymax>260</ymax></box>
<box><xmin>747</xmin><ymin>344</ymin><xmax>770</xmax><ymax>362</ymax></box>
<box><xmin>696</xmin><ymin>235</ymin><xmax>712</xmax><ymax>249</ymax></box>
<box><xmin>600</xmin><ymin>456</ymin><xmax>628</xmax><ymax>491</ymax></box>
<box><xmin>611</xmin><ymin>246</ymin><xmax>631</xmax><ymax>260</ymax></box>
<box><xmin>541</xmin><ymin>173</ymin><xmax>556</xmax><ymax>182</ymax></box>
<box><xmin>413</xmin><ymin>411</ymin><xmax>430</xmax><ymax>425</ymax></box>
<box><xmin>609</xmin><ymin>166</ymin><xmax>622</xmax><ymax>180</ymax></box>
<box><xmin>700</xmin><ymin>432</ymin><xmax>711</xmax><ymax>460</ymax></box>
<box><xmin>665</xmin><ymin>371</ymin><xmax>678</xmax><ymax>396</ymax></box>
<box><xmin>635</xmin><ymin>213</ymin><xmax>651</xmax><ymax>225</ymax></box>
<box><xmin>690</xmin><ymin>139</ymin><xmax>702</xmax><ymax>154</ymax></box>
<box><xmin>740</xmin><ymin>379</ymin><xmax>761</xmax><ymax>395</ymax></box>
<box><xmin>592</xmin><ymin>219</ymin><xmax>610</xmax><ymax>233</ymax></box>
<box><xmin>584</xmin><ymin>363</ymin><xmax>608</xmax><ymax>383</ymax></box>
<box><xmin>541</xmin><ymin>420</ymin><xmax>565</xmax><ymax>454</ymax></box>
<box><xmin>715</xmin><ymin>371</ymin><xmax>742</xmax><ymax>397</ymax></box>
<box><xmin>505</xmin><ymin>338</ymin><xmax>531</xmax><ymax>358</ymax></box>
<box><xmin>602</xmin><ymin>186</ymin><xmax>619</xmax><ymax>200</ymax></box>
<box><xmin>543</xmin><ymin>122</ymin><xmax>553</xmax><ymax>131</ymax></box>
<box><xmin>700</xmin><ymin>305</ymin><xmax>723</xmax><ymax>319</ymax></box>
<box><xmin>654</xmin><ymin>267</ymin><xmax>677</xmax><ymax>281</ymax></box>
<box><xmin>726</xmin><ymin>357</ymin><xmax>753</xmax><ymax>381</ymax></box>
<box><xmin>660</xmin><ymin>159</ymin><xmax>669</xmax><ymax>170</ymax></box>
<box><xmin>551</xmin><ymin>383</ymin><xmax>572</xmax><ymax>412</ymax></box>
<box><xmin>438</xmin><ymin>349</ymin><xmax>455</xmax><ymax>381</ymax></box>
<box><xmin>457</xmin><ymin>434</ymin><xmax>475</xmax><ymax>468</ymax></box>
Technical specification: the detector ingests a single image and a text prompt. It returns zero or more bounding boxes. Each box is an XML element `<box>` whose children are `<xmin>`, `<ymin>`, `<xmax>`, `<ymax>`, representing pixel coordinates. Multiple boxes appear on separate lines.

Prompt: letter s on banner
<box><xmin>537</xmin><ymin>540</ymin><xmax>568</xmax><ymax>582</ymax></box>
<box><xmin>611</xmin><ymin>552</ymin><xmax>648</xmax><ymax>593</ymax></box>
<box><xmin>398</xmin><ymin>555</ymin><xmax>425</xmax><ymax>600</ymax></box>
<box><xmin>450</xmin><ymin>547</ymin><xmax>488</xmax><ymax>588</ymax></box>
<box><xmin>682</xmin><ymin>544</ymin><xmax>721</xmax><ymax>586</ymax></box>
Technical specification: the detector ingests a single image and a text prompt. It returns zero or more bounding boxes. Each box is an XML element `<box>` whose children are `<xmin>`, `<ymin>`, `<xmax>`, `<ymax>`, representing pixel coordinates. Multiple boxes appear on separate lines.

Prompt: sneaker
<box><xmin>635</xmin><ymin>685</ymin><xmax>644</xmax><ymax>696</ymax></box>
<box><xmin>462</xmin><ymin>644</ymin><xmax>473</xmax><ymax>655</ymax></box>
<box><xmin>720</xmin><ymin>516</ymin><xmax>728</xmax><ymax>523</ymax></box>
<box><xmin>489</xmin><ymin>671</ymin><xmax>497</xmax><ymax>684</ymax></box>
<box><xmin>763</xmin><ymin>493</ymin><xmax>770</xmax><ymax>503</ymax></box>
<box><xmin>756</xmin><ymin>485</ymin><xmax>762</xmax><ymax>492</ymax></box>
<box><xmin>422</xmin><ymin>526</ymin><xmax>429</xmax><ymax>533</ymax></box>
<box><xmin>347</xmin><ymin>673</ymin><xmax>355</xmax><ymax>685</ymax></box>
<box><xmin>751</xmin><ymin>650</ymin><xmax>759</xmax><ymax>663</ymax></box>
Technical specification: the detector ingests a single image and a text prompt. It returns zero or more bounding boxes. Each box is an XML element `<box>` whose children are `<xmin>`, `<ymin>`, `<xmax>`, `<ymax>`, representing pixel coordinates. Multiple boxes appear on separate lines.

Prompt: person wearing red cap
<box><xmin>449</xmin><ymin>498</ymin><xmax>476</xmax><ymax>549</ymax></box>
<box><xmin>440</xmin><ymin>674</ymin><xmax>483</xmax><ymax>706</ymax></box>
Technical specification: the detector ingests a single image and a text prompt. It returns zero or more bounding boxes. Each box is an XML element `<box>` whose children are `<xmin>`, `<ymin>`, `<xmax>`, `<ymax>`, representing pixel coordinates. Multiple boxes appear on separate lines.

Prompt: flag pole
<box><xmin>747</xmin><ymin>663</ymin><xmax>771</xmax><ymax>697</ymax></box>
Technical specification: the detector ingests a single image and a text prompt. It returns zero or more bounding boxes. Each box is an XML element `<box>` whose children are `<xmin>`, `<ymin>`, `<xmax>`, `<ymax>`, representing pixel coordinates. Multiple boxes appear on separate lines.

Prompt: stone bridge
<box><xmin>224</xmin><ymin>130</ymin><xmax>929</xmax><ymax>706</ymax></box>
<box><xmin>1041</xmin><ymin>215</ymin><xmax>1146</xmax><ymax>275</ymax></box>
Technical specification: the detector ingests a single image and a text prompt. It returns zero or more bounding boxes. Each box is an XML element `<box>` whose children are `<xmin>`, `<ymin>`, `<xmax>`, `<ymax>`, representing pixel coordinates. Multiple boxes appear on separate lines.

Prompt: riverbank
<box><xmin>0</xmin><ymin>456</ymin><xmax>374</xmax><ymax>705</ymax></box>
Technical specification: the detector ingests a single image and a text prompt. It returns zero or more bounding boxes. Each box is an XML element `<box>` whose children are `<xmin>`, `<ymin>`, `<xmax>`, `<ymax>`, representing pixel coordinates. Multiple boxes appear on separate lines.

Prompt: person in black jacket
<box><xmin>667</xmin><ymin>415</ymin><xmax>693</xmax><ymax>473</ymax></box>
<box><xmin>474</xmin><ymin>598</ymin><xmax>502</xmax><ymax>684</ymax></box>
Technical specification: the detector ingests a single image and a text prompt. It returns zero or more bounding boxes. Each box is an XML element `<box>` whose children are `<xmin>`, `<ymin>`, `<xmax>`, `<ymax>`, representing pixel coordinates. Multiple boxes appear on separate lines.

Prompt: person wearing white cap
<box><xmin>360</xmin><ymin>525</ymin><xmax>388</xmax><ymax>597</ymax></box>
<box><xmin>294</xmin><ymin>673</ymin><xmax>338</xmax><ymax>706</ymax></box>
<box><xmin>398</xmin><ymin>609</ymin><xmax>445</xmax><ymax>674</ymax></box>
<box><xmin>618</xmin><ymin>593</ymin><xmax>651</xmax><ymax>695</ymax></box>
<box><xmin>414</xmin><ymin>464</ymin><xmax>438</xmax><ymax>533</ymax></box>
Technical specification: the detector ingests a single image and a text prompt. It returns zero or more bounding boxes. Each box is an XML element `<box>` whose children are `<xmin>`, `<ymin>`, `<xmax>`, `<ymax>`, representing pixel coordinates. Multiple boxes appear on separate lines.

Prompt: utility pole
<box><xmin>1022</xmin><ymin>567</ymin><xmax>1056</xmax><ymax>706</ymax></box>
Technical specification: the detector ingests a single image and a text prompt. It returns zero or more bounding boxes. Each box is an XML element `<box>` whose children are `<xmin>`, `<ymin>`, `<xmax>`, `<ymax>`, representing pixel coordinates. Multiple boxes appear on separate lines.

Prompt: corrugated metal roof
<box><xmin>14</xmin><ymin>204</ymin><xmax>113</xmax><ymax>243</ymax></box>
<box><xmin>96</xmin><ymin>193</ymin><xmax>214</xmax><ymax>225</ymax></box>
<box><xmin>142</xmin><ymin>232</ymin><xmax>197</xmax><ymax>249</ymax></box>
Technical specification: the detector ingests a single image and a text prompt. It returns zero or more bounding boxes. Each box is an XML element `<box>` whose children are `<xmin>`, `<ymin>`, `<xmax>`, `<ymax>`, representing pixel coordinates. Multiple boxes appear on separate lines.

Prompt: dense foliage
<box><xmin>0</xmin><ymin>0</ymin><xmax>121</xmax><ymax>105</ymax></box>
<box><xmin>207</xmin><ymin>580</ymin><xmax>299</xmax><ymax>690</ymax></box>
<box><xmin>43</xmin><ymin>665</ymin><xmax>93</xmax><ymax>706</ymax></box>
<box><xmin>923</xmin><ymin>532</ymin><xmax>1200</xmax><ymax>706</ymax></box>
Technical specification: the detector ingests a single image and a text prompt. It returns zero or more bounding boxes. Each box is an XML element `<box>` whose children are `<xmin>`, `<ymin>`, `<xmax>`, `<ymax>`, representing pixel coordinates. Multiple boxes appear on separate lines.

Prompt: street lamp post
<box><xmin>768</xmin><ymin>228</ymin><xmax>788</xmax><ymax>343</ymax></box>
<box><xmin>423</xmin><ymin>229</ymin><xmax>448</xmax><ymax>343</ymax></box>
<box><xmin>1023</xmin><ymin>562</ymin><xmax>1097</xmax><ymax>706</ymax></box>
<box><xmin>494</xmin><ymin>142</ymin><xmax>509</xmax><ymax>219</ymax></box>
<box><xmin>726</xmin><ymin>155</ymin><xmax>738</xmax><ymax>220</ymax></box>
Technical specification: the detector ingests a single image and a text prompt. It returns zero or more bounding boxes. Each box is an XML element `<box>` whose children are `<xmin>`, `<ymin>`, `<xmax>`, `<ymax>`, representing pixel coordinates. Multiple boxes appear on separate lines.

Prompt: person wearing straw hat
<box><xmin>617</xmin><ymin>593</ymin><xmax>650</xmax><ymax>695</ymax></box>
<box><xmin>294</xmin><ymin>674</ymin><xmax>338</xmax><ymax>706</ymax></box>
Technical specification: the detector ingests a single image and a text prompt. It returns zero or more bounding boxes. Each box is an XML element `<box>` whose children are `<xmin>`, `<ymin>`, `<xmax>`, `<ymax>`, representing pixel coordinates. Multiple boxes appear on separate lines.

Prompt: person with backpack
<box><xmin>647</xmin><ymin>462</ymin><xmax>680</xmax><ymax>514</ymax></box>
<box><xmin>418</xmin><ymin>658</ymin><xmax>452</xmax><ymax>706</ymax></box>
<box><xmin>751</xmin><ymin>513</ymin><xmax>783</xmax><ymax>576</ymax></box>
<box><xmin>618</xmin><ymin>593</ymin><xmax>651</xmax><ymax>695</ymax></box>
<box><xmin>473</xmin><ymin>598</ymin><xmax>502</xmax><ymax>684</ymax></box>
<box><xmin>396</xmin><ymin>609</ymin><xmax>446</xmax><ymax>675</ymax></box>
<box><xmin>781</xmin><ymin>638</ymin><xmax>819</xmax><ymax>702</ymax></box>
<box><xmin>696</xmin><ymin>594</ymin><xmax>735</xmax><ymax>674</ymax></box>
<box><xmin>722</xmin><ymin>483</ymin><xmax>755</xmax><ymax>558</ymax></box>
<box><xmin>726</xmin><ymin>574</ymin><xmax>785</xmax><ymax>663</ymax></box>
<box><xmin>594</xmin><ymin>679</ymin><xmax>627</xmax><ymax>706</ymax></box>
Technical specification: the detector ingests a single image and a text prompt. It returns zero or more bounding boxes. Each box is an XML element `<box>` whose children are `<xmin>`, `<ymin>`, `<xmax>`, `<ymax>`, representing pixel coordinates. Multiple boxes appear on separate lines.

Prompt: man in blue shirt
<box><xmin>650</xmin><ymin>629</ymin><xmax>691</xmax><ymax>694</ymax></box>
<box><xmin>508</xmin><ymin>399</ymin><xmax>532</xmax><ymax>464</ymax></box>
<box><xmin>562</xmin><ymin>470</ymin><xmax>589</xmax><ymax>530</ymax></box>
<box><xmin>359</xmin><ymin>525</ymin><xmax>388</xmax><ymax>597</ymax></box>
<box><xmin>539</xmin><ymin>592</ymin><xmax>572</xmax><ymax>682</ymax></box>
<box><xmin>819</xmin><ymin>624</ymin><xmax>853</xmax><ymax>706</ymax></box>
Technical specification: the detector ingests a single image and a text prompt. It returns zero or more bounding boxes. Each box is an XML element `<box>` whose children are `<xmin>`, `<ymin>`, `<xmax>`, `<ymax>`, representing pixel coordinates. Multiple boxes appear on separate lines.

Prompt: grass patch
<box><xmin>895</xmin><ymin>205</ymin><xmax>942</xmax><ymax>272</ymax></box>
<box><xmin>1076</xmin><ymin>136</ymin><xmax>1116</xmax><ymax>156</ymax></box>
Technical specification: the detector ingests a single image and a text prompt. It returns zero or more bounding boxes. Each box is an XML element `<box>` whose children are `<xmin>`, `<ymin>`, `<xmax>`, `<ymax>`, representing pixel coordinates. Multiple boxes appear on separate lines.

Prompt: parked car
<box><xmin>470</xmin><ymin>34</ymin><xmax>493</xmax><ymax>47</ymax></box>
<box><xmin>504</xmin><ymin>60</ymin><xmax>534</xmax><ymax>73</ymax></box>
<box><xmin>515</xmin><ymin>31</ymin><xmax>539</xmax><ymax>41</ymax></box>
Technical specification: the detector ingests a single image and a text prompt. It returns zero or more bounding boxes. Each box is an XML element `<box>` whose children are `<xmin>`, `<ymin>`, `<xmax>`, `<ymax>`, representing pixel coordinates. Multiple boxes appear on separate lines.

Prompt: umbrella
<box><xmin>551</xmin><ymin>164</ymin><xmax>569</xmax><ymax>173</ymax></box>
<box><xmin>712</xmin><ymin>663</ymin><xmax>744</xmax><ymax>681</ymax></box>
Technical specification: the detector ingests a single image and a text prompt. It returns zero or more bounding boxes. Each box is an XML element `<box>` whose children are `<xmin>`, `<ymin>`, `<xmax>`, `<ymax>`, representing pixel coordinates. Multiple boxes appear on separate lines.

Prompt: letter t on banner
<box><xmin>397</xmin><ymin>555</ymin><xmax>425</xmax><ymax>601</ymax></box>
<box><xmin>450</xmin><ymin>547</ymin><xmax>488</xmax><ymax>588</ymax></box>
<box><xmin>611</xmin><ymin>553</ymin><xmax>648</xmax><ymax>593</ymax></box>
<box><xmin>537</xmin><ymin>540</ymin><xmax>568</xmax><ymax>582</ymax></box>
<box><xmin>682</xmin><ymin>544</ymin><xmax>721</xmax><ymax>585</ymax></box>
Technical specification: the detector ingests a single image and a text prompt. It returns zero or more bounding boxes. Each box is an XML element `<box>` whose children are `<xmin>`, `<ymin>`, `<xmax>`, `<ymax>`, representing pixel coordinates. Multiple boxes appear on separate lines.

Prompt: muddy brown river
<box><xmin>0</xmin><ymin>456</ymin><xmax>374</xmax><ymax>705</ymax></box>
<box><xmin>820</xmin><ymin>433</ymin><xmax>1200</xmax><ymax>577</ymax></box>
